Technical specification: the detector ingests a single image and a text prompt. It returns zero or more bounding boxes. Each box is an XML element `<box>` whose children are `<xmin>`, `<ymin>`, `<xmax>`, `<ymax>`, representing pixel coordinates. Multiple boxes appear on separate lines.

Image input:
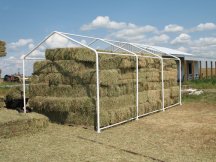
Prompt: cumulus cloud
<box><xmin>149</xmin><ymin>34</ymin><xmax>170</xmax><ymax>44</ymax></box>
<box><xmin>171</xmin><ymin>33</ymin><xmax>191</xmax><ymax>45</ymax></box>
<box><xmin>191</xmin><ymin>22</ymin><xmax>216</xmax><ymax>32</ymax></box>
<box><xmin>111</xmin><ymin>25</ymin><xmax>157</xmax><ymax>40</ymax></box>
<box><xmin>45</xmin><ymin>33</ymin><xmax>78</xmax><ymax>48</ymax></box>
<box><xmin>164</xmin><ymin>24</ymin><xmax>184</xmax><ymax>32</ymax></box>
<box><xmin>81</xmin><ymin>16</ymin><xmax>127</xmax><ymax>30</ymax></box>
<box><xmin>81</xmin><ymin>16</ymin><xmax>158</xmax><ymax>35</ymax></box>
<box><xmin>8</xmin><ymin>38</ymin><xmax>33</xmax><ymax>50</ymax></box>
<box><xmin>194</xmin><ymin>37</ymin><xmax>216</xmax><ymax>46</ymax></box>
<box><xmin>196</xmin><ymin>23</ymin><xmax>216</xmax><ymax>31</ymax></box>
<box><xmin>28</xmin><ymin>43</ymin><xmax>35</xmax><ymax>50</ymax></box>
<box><xmin>177</xmin><ymin>47</ymin><xmax>188</xmax><ymax>53</ymax></box>
<box><xmin>190</xmin><ymin>45</ymin><xmax>216</xmax><ymax>57</ymax></box>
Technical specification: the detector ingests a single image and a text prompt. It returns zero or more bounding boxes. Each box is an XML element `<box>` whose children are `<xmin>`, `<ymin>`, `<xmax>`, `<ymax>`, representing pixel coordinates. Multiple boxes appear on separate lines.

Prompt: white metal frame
<box><xmin>22</xmin><ymin>31</ymin><xmax>182</xmax><ymax>133</ymax></box>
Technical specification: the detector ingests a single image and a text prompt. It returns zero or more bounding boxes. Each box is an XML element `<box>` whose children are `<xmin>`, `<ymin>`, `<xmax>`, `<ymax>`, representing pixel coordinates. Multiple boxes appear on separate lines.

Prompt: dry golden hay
<box><xmin>164</xmin><ymin>89</ymin><xmax>171</xmax><ymax>99</ymax></box>
<box><xmin>29</xmin><ymin>47</ymin><xmax>179</xmax><ymax>127</ymax></box>
<box><xmin>163</xmin><ymin>59</ymin><xmax>177</xmax><ymax>70</ymax></box>
<box><xmin>0</xmin><ymin>97</ymin><xmax>5</xmax><ymax>108</ymax></box>
<box><xmin>99</xmin><ymin>55</ymin><xmax>135</xmax><ymax>70</ymax></box>
<box><xmin>45</xmin><ymin>48</ymin><xmax>96</xmax><ymax>62</ymax></box>
<box><xmin>33</xmin><ymin>60</ymin><xmax>89</xmax><ymax>74</ymax></box>
<box><xmin>0</xmin><ymin>108</ymin><xmax>48</xmax><ymax>138</ymax></box>
<box><xmin>31</xmin><ymin>69</ymin><xmax>121</xmax><ymax>86</ymax></box>
<box><xmin>0</xmin><ymin>40</ymin><xmax>6</xmax><ymax>45</ymax></box>
<box><xmin>29</xmin><ymin>96</ymin><xmax>95</xmax><ymax>113</ymax></box>
<box><xmin>100</xmin><ymin>94</ymin><xmax>136</xmax><ymax>110</ymax></box>
<box><xmin>100</xmin><ymin>106</ymin><xmax>135</xmax><ymax>127</ymax></box>
<box><xmin>163</xmin><ymin>69</ymin><xmax>178</xmax><ymax>81</ymax></box>
<box><xmin>29</xmin><ymin>83</ymin><xmax>91</xmax><ymax>98</ymax></box>
<box><xmin>170</xmin><ymin>86</ymin><xmax>180</xmax><ymax>98</ymax></box>
<box><xmin>138</xmin><ymin>91</ymin><xmax>148</xmax><ymax>104</ymax></box>
<box><xmin>86</xmin><ymin>69</ymin><xmax>121</xmax><ymax>86</ymax></box>
<box><xmin>147</xmin><ymin>89</ymin><xmax>161</xmax><ymax>102</ymax></box>
<box><xmin>138</xmin><ymin>102</ymin><xmax>151</xmax><ymax>115</ymax></box>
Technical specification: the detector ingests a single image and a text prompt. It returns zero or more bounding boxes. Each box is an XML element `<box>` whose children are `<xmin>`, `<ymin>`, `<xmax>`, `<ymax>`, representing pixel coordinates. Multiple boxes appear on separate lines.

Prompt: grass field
<box><xmin>185</xmin><ymin>77</ymin><xmax>216</xmax><ymax>89</ymax></box>
<box><xmin>0</xmin><ymin>79</ymin><xmax>216</xmax><ymax>162</ymax></box>
<box><xmin>0</xmin><ymin>82</ymin><xmax>22</xmax><ymax>96</ymax></box>
<box><xmin>0</xmin><ymin>101</ymin><xmax>215</xmax><ymax>162</ymax></box>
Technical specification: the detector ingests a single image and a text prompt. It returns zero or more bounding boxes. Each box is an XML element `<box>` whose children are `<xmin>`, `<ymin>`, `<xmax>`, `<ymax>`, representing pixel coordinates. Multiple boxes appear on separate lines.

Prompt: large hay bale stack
<box><xmin>29</xmin><ymin>48</ymin><xmax>179</xmax><ymax>128</ymax></box>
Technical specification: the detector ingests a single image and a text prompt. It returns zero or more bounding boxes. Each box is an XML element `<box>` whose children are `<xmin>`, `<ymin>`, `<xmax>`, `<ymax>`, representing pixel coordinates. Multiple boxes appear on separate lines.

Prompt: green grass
<box><xmin>0</xmin><ymin>82</ymin><xmax>22</xmax><ymax>95</ymax></box>
<box><xmin>0</xmin><ymin>82</ymin><xmax>26</xmax><ymax>97</ymax></box>
<box><xmin>185</xmin><ymin>77</ymin><xmax>216</xmax><ymax>89</ymax></box>
<box><xmin>0</xmin><ymin>82</ymin><xmax>21</xmax><ymax>86</ymax></box>
<box><xmin>182</xmin><ymin>91</ymin><xmax>216</xmax><ymax>104</ymax></box>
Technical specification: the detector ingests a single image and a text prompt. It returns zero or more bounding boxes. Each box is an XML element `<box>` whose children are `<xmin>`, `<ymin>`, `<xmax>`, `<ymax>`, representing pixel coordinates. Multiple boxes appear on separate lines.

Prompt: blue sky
<box><xmin>0</xmin><ymin>0</ymin><xmax>216</xmax><ymax>75</ymax></box>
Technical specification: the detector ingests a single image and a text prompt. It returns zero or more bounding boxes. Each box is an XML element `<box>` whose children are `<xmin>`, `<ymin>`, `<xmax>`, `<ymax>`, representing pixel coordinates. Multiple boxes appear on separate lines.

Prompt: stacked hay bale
<box><xmin>0</xmin><ymin>40</ymin><xmax>6</xmax><ymax>57</ymax></box>
<box><xmin>163</xmin><ymin>59</ymin><xmax>179</xmax><ymax>107</ymax></box>
<box><xmin>29</xmin><ymin>48</ymin><xmax>179</xmax><ymax>127</ymax></box>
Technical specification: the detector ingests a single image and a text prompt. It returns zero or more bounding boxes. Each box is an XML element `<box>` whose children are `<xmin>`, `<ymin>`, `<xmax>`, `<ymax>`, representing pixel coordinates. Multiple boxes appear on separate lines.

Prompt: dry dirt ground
<box><xmin>0</xmin><ymin>102</ymin><xmax>216</xmax><ymax>162</ymax></box>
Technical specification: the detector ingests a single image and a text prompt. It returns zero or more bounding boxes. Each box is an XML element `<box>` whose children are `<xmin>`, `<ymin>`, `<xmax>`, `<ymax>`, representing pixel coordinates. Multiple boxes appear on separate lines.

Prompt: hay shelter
<box><xmin>22</xmin><ymin>31</ymin><xmax>182</xmax><ymax>133</ymax></box>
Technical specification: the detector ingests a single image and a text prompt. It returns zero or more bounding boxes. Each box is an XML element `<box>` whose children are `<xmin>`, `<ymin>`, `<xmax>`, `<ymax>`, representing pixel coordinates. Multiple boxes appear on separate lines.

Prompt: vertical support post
<box><xmin>136</xmin><ymin>56</ymin><xmax>139</xmax><ymax>120</ymax></box>
<box><xmin>211</xmin><ymin>61</ymin><xmax>213</xmax><ymax>78</ymax></box>
<box><xmin>192</xmin><ymin>61</ymin><xmax>195</xmax><ymax>80</ymax></box>
<box><xmin>96</xmin><ymin>53</ymin><xmax>100</xmax><ymax>133</ymax></box>
<box><xmin>199</xmin><ymin>61</ymin><xmax>202</xmax><ymax>79</ymax></box>
<box><xmin>179</xmin><ymin>59</ymin><xmax>182</xmax><ymax>105</ymax></box>
<box><xmin>206</xmin><ymin>61</ymin><xmax>208</xmax><ymax>79</ymax></box>
<box><xmin>22</xmin><ymin>59</ymin><xmax>26</xmax><ymax>113</ymax></box>
<box><xmin>184</xmin><ymin>60</ymin><xmax>187</xmax><ymax>82</ymax></box>
<box><xmin>215</xmin><ymin>61</ymin><xmax>216</xmax><ymax>76</ymax></box>
<box><xmin>161</xmin><ymin>59</ymin><xmax>165</xmax><ymax>111</ymax></box>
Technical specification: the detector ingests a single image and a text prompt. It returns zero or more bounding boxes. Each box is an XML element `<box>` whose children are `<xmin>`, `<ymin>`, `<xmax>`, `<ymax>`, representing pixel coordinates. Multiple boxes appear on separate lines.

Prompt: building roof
<box><xmin>185</xmin><ymin>55</ymin><xmax>216</xmax><ymax>62</ymax></box>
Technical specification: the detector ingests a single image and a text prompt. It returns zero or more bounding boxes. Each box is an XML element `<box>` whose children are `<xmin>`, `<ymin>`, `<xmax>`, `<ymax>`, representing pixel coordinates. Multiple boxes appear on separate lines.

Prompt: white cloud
<box><xmin>8</xmin><ymin>39</ymin><xmax>33</xmax><ymax>50</ymax></box>
<box><xmin>149</xmin><ymin>34</ymin><xmax>170</xmax><ymax>44</ymax></box>
<box><xmin>194</xmin><ymin>37</ymin><xmax>216</xmax><ymax>46</ymax></box>
<box><xmin>81</xmin><ymin>16</ymin><xmax>158</xmax><ymax>35</ymax></box>
<box><xmin>8</xmin><ymin>56</ymin><xmax>16</xmax><ymax>59</ymax></box>
<box><xmin>190</xmin><ymin>45</ymin><xmax>216</xmax><ymax>57</ymax></box>
<box><xmin>81</xmin><ymin>16</ymin><xmax>127</xmax><ymax>30</ymax></box>
<box><xmin>190</xmin><ymin>22</ymin><xmax>216</xmax><ymax>32</ymax></box>
<box><xmin>112</xmin><ymin>25</ymin><xmax>157</xmax><ymax>37</ymax></box>
<box><xmin>195</xmin><ymin>23</ymin><xmax>216</xmax><ymax>31</ymax></box>
<box><xmin>171</xmin><ymin>33</ymin><xmax>191</xmax><ymax>44</ymax></box>
<box><xmin>28</xmin><ymin>43</ymin><xmax>35</xmax><ymax>50</ymax></box>
<box><xmin>177</xmin><ymin>47</ymin><xmax>188</xmax><ymax>53</ymax></box>
<box><xmin>107</xmin><ymin>24</ymin><xmax>158</xmax><ymax>43</ymax></box>
<box><xmin>164</xmin><ymin>24</ymin><xmax>184</xmax><ymax>32</ymax></box>
<box><xmin>45</xmin><ymin>33</ymin><xmax>78</xmax><ymax>48</ymax></box>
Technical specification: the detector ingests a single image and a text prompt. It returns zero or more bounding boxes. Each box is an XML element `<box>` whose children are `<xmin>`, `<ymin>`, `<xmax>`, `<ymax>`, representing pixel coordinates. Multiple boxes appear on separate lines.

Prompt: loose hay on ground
<box><xmin>0</xmin><ymin>108</ymin><xmax>48</xmax><ymax>138</ymax></box>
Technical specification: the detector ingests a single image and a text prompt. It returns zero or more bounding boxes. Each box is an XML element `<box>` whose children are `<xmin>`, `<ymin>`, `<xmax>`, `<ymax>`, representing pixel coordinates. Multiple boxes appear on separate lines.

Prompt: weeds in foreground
<box><xmin>185</xmin><ymin>77</ymin><xmax>216</xmax><ymax>89</ymax></box>
<box><xmin>183</xmin><ymin>92</ymin><xmax>216</xmax><ymax>104</ymax></box>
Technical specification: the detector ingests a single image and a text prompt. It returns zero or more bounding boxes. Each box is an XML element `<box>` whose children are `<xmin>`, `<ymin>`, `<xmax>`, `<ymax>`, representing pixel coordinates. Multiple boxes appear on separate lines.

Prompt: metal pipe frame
<box><xmin>22</xmin><ymin>31</ymin><xmax>182</xmax><ymax>133</ymax></box>
<box><xmin>60</xmin><ymin>31</ymin><xmax>181</xmax><ymax>108</ymax></box>
<box><xmin>107</xmin><ymin>42</ymin><xmax>165</xmax><ymax>113</ymax></box>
